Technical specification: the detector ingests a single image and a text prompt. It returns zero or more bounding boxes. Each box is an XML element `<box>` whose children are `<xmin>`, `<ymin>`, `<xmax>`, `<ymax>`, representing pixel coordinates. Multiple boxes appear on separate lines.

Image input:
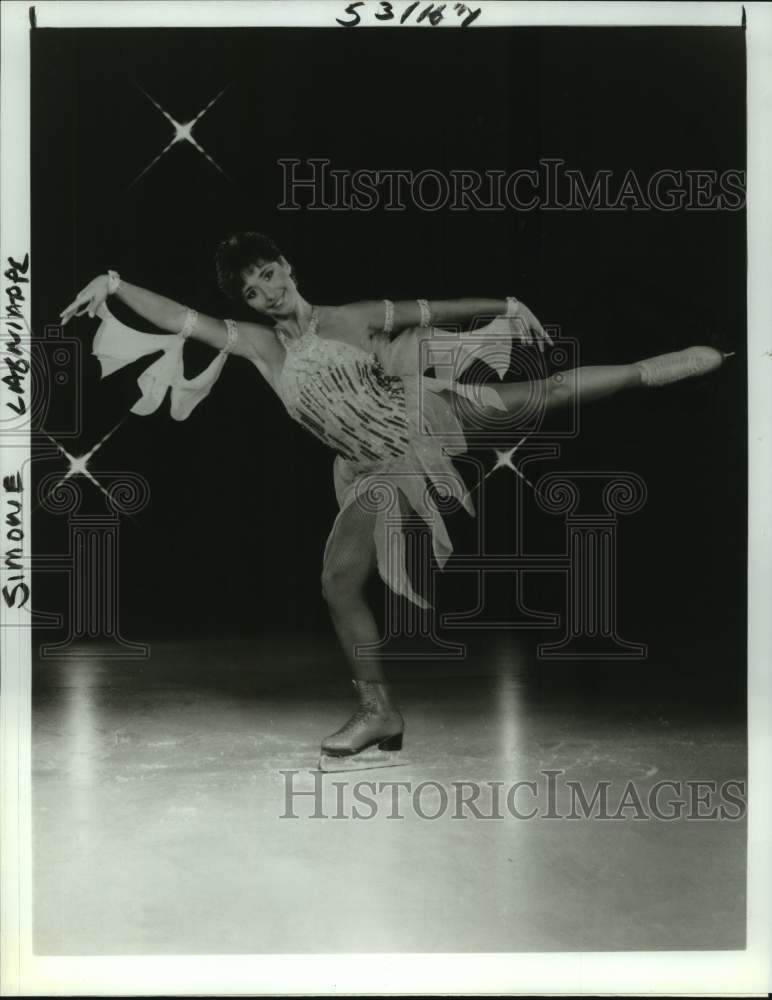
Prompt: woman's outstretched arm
<box><xmin>354</xmin><ymin>297</ymin><xmax>553</xmax><ymax>347</ymax></box>
<box><xmin>60</xmin><ymin>273</ymin><xmax>277</xmax><ymax>364</ymax></box>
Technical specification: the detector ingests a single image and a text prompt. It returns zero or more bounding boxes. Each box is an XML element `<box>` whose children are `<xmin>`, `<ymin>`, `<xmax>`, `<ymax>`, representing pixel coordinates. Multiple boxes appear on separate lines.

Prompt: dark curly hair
<box><xmin>215</xmin><ymin>231</ymin><xmax>290</xmax><ymax>302</ymax></box>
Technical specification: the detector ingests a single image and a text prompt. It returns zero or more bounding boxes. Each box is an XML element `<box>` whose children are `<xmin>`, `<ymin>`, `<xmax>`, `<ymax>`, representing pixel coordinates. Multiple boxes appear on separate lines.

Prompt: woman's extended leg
<box><xmin>495</xmin><ymin>363</ymin><xmax>642</xmax><ymax>415</ymax></box>
<box><xmin>448</xmin><ymin>363</ymin><xmax>642</xmax><ymax>430</ymax></box>
<box><xmin>465</xmin><ymin>344</ymin><xmax>729</xmax><ymax>420</ymax></box>
<box><xmin>320</xmin><ymin>499</ymin><xmax>404</xmax><ymax>756</ymax></box>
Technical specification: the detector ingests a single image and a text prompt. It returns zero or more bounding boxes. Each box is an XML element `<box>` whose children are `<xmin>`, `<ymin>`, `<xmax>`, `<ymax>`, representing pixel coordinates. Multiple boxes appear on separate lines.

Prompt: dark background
<box><xmin>31</xmin><ymin>27</ymin><xmax>746</xmax><ymax>692</ymax></box>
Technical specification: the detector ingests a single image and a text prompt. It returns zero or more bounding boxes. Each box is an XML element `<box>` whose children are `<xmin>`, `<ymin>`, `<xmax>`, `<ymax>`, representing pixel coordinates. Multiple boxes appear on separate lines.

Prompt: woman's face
<box><xmin>240</xmin><ymin>255</ymin><xmax>297</xmax><ymax>318</ymax></box>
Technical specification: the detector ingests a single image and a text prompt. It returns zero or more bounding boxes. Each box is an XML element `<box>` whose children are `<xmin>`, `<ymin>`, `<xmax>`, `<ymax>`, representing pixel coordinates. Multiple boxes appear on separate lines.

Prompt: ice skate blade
<box><xmin>318</xmin><ymin>749</ymin><xmax>407</xmax><ymax>774</ymax></box>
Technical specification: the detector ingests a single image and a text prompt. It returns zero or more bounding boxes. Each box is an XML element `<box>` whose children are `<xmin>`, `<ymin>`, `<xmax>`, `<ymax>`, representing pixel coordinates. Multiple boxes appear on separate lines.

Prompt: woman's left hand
<box><xmin>508</xmin><ymin>301</ymin><xmax>554</xmax><ymax>353</ymax></box>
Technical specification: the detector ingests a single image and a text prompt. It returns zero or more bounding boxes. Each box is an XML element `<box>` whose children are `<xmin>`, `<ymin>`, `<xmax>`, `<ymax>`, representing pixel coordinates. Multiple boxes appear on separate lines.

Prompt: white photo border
<box><xmin>1</xmin><ymin>1</ymin><xmax>769</xmax><ymax>995</ymax></box>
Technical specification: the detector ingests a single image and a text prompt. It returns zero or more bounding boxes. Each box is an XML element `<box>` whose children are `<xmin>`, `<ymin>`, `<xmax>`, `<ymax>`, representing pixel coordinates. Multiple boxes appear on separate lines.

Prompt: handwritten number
<box><xmin>336</xmin><ymin>0</ymin><xmax>480</xmax><ymax>27</ymax></box>
<box><xmin>417</xmin><ymin>3</ymin><xmax>446</xmax><ymax>24</ymax></box>
<box><xmin>336</xmin><ymin>1</ymin><xmax>364</xmax><ymax>26</ymax></box>
<box><xmin>456</xmin><ymin>3</ymin><xmax>481</xmax><ymax>26</ymax></box>
<box><xmin>400</xmin><ymin>1</ymin><xmax>419</xmax><ymax>23</ymax></box>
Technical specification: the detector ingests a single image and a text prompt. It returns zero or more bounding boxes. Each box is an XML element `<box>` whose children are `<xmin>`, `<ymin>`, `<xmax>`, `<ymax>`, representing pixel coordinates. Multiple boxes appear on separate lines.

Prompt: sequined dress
<box><xmin>275</xmin><ymin>310</ymin><xmax>506</xmax><ymax>609</ymax></box>
<box><xmin>92</xmin><ymin>303</ymin><xmax>512</xmax><ymax>609</ymax></box>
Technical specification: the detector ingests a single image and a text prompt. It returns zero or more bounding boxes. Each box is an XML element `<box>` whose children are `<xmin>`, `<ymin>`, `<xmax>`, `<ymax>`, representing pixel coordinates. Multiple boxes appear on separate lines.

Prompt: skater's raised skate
<box><xmin>635</xmin><ymin>345</ymin><xmax>732</xmax><ymax>388</ymax></box>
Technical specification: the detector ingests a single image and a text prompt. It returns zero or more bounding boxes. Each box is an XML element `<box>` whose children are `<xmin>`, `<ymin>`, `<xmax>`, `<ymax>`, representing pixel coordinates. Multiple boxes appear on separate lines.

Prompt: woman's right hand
<box><xmin>60</xmin><ymin>275</ymin><xmax>110</xmax><ymax>325</ymax></box>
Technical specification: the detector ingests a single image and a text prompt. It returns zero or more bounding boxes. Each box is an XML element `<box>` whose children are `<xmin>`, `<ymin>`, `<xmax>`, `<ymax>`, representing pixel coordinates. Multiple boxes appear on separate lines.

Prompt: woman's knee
<box><xmin>321</xmin><ymin>561</ymin><xmax>366</xmax><ymax>607</ymax></box>
<box><xmin>543</xmin><ymin>370</ymin><xmax>575</xmax><ymax>409</ymax></box>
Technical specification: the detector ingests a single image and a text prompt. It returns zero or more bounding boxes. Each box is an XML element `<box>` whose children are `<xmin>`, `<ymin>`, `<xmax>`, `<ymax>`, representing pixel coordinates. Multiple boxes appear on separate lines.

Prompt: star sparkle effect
<box><xmin>42</xmin><ymin>418</ymin><xmax>127</xmax><ymax>507</ymax></box>
<box><xmin>129</xmin><ymin>84</ymin><xmax>231</xmax><ymax>187</ymax></box>
<box><xmin>464</xmin><ymin>436</ymin><xmax>542</xmax><ymax>503</ymax></box>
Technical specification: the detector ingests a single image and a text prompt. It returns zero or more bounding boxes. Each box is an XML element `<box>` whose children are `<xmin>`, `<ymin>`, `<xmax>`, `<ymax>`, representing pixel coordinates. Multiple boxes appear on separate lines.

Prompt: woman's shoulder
<box><xmin>234</xmin><ymin>318</ymin><xmax>281</xmax><ymax>354</ymax></box>
<box><xmin>326</xmin><ymin>301</ymin><xmax>388</xmax><ymax>338</ymax></box>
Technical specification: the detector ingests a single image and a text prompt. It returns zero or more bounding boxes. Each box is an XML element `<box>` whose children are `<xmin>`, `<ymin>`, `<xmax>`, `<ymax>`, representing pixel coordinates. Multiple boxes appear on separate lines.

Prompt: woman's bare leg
<box><xmin>459</xmin><ymin>345</ymin><xmax>729</xmax><ymax>422</ymax></box>
<box><xmin>446</xmin><ymin>363</ymin><xmax>642</xmax><ymax>435</ymax></box>
<box><xmin>320</xmin><ymin>499</ymin><xmax>403</xmax><ymax>755</ymax></box>
<box><xmin>321</xmin><ymin>499</ymin><xmax>383</xmax><ymax>683</ymax></box>
<box><xmin>495</xmin><ymin>364</ymin><xmax>642</xmax><ymax>416</ymax></box>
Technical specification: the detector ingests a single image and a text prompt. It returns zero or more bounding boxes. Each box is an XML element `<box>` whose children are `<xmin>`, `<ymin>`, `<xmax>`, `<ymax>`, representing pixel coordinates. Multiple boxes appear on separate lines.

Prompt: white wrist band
<box><xmin>417</xmin><ymin>298</ymin><xmax>432</xmax><ymax>329</ymax></box>
<box><xmin>107</xmin><ymin>270</ymin><xmax>121</xmax><ymax>295</ymax></box>
<box><xmin>222</xmin><ymin>319</ymin><xmax>239</xmax><ymax>355</ymax></box>
<box><xmin>382</xmin><ymin>299</ymin><xmax>394</xmax><ymax>336</ymax></box>
<box><xmin>180</xmin><ymin>307</ymin><xmax>198</xmax><ymax>340</ymax></box>
<box><xmin>505</xmin><ymin>296</ymin><xmax>520</xmax><ymax>317</ymax></box>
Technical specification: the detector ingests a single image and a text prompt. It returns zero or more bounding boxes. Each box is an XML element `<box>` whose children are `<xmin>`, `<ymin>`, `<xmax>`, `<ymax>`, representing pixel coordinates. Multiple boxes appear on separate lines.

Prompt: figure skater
<box><xmin>61</xmin><ymin>232</ymin><xmax>730</xmax><ymax>768</ymax></box>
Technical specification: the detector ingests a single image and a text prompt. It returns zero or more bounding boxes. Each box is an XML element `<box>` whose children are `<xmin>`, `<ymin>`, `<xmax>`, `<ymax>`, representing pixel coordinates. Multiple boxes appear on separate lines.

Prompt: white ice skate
<box><xmin>635</xmin><ymin>345</ymin><xmax>733</xmax><ymax>387</ymax></box>
<box><xmin>318</xmin><ymin>680</ymin><xmax>406</xmax><ymax>773</ymax></box>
